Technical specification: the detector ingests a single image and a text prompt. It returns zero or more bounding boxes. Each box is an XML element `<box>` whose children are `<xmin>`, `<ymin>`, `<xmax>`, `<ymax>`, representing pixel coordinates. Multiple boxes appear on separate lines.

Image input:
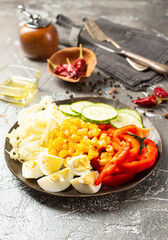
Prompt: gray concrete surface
<box><xmin>0</xmin><ymin>0</ymin><xmax>168</xmax><ymax>239</ymax></box>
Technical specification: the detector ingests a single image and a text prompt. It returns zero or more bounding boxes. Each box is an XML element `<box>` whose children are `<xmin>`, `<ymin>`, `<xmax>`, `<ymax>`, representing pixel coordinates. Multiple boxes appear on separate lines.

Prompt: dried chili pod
<box><xmin>154</xmin><ymin>87</ymin><xmax>168</xmax><ymax>98</ymax></box>
<box><xmin>131</xmin><ymin>95</ymin><xmax>157</xmax><ymax>107</ymax></box>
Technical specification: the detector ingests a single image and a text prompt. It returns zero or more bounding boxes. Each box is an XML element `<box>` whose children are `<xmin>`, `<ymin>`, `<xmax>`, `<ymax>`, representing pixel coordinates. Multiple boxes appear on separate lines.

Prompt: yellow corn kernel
<box><xmin>77</xmin><ymin>128</ymin><xmax>88</xmax><ymax>136</ymax></box>
<box><xmin>100</xmin><ymin>152</ymin><xmax>109</xmax><ymax>159</ymax></box>
<box><xmin>99</xmin><ymin>133</ymin><xmax>107</xmax><ymax>140</ymax></box>
<box><xmin>98</xmin><ymin>139</ymin><xmax>107</xmax><ymax>148</ymax></box>
<box><xmin>71</xmin><ymin>134</ymin><xmax>81</xmax><ymax>142</ymax></box>
<box><xmin>68</xmin><ymin>148</ymin><xmax>75</xmax><ymax>156</ymax></box>
<box><xmin>57</xmin><ymin>137</ymin><xmax>64</xmax><ymax>144</ymax></box>
<box><xmin>64</xmin><ymin>129</ymin><xmax>70</xmax><ymax>137</ymax></box>
<box><xmin>60</xmin><ymin>122</ymin><xmax>70</xmax><ymax>130</ymax></box>
<box><xmin>69</xmin><ymin>141</ymin><xmax>76</xmax><ymax>149</ymax></box>
<box><xmin>70</xmin><ymin>126</ymin><xmax>78</xmax><ymax>134</ymax></box>
<box><xmin>50</xmin><ymin>129</ymin><xmax>58</xmax><ymax>139</ymax></box>
<box><xmin>75</xmin><ymin>149</ymin><xmax>84</xmax><ymax>156</ymax></box>
<box><xmin>88</xmin><ymin>123</ymin><xmax>97</xmax><ymax>130</ymax></box>
<box><xmin>81</xmin><ymin>122</ymin><xmax>89</xmax><ymax>128</ymax></box>
<box><xmin>105</xmin><ymin>136</ymin><xmax>111</xmax><ymax>144</ymax></box>
<box><xmin>88</xmin><ymin>149</ymin><xmax>98</xmax><ymax>160</ymax></box>
<box><xmin>87</xmin><ymin>130</ymin><xmax>93</xmax><ymax>138</ymax></box>
<box><xmin>59</xmin><ymin>150</ymin><xmax>68</xmax><ymax>158</ymax></box>
<box><xmin>91</xmin><ymin>137</ymin><xmax>98</xmax><ymax>146</ymax></box>
<box><xmin>70</xmin><ymin>118</ymin><xmax>81</xmax><ymax>128</ymax></box>
<box><xmin>49</xmin><ymin>149</ymin><xmax>57</xmax><ymax>156</ymax></box>
<box><xmin>92</xmin><ymin>128</ymin><xmax>101</xmax><ymax>137</ymax></box>
<box><xmin>106</xmin><ymin>145</ymin><xmax>114</xmax><ymax>153</ymax></box>
<box><xmin>63</xmin><ymin>144</ymin><xmax>68</xmax><ymax>150</ymax></box>
<box><xmin>99</xmin><ymin>158</ymin><xmax>110</xmax><ymax>166</ymax></box>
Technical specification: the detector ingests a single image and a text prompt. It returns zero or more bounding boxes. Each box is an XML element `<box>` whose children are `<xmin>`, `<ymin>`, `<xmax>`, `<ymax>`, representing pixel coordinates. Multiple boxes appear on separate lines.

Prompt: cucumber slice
<box><xmin>118</xmin><ymin>108</ymin><xmax>142</xmax><ymax>122</ymax></box>
<box><xmin>92</xmin><ymin>103</ymin><xmax>116</xmax><ymax>109</ymax></box>
<box><xmin>70</xmin><ymin>101</ymin><xmax>93</xmax><ymax>114</ymax></box>
<box><xmin>81</xmin><ymin>103</ymin><xmax>118</xmax><ymax>123</ymax></box>
<box><xmin>110</xmin><ymin>112</ymin><xmax>143</xmax><ymax>128</ymax></box>
<box><xmin>58</xmin><ymin>104</ymin><xmax>80</xmax><ymax>117</ymax></box>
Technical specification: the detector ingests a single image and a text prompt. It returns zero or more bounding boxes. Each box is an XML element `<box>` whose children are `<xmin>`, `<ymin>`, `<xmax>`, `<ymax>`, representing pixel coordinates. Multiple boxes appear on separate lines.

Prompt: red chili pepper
<box><xmin>132</xmin><ymin>95</ymin><xmax>157</xmax><ymax>107</ymax></box>
<box><xmin>102</xmin><ymin>172</ymin><xmax>135</xmax><ymax>187</ymax></box>
<box><xmin>154</xmin><ymin>87</ymin><xmax>168</xmax><ymax>98</ymax></box>
<box><xmin>54</xmin><ymin>60</ymin><xmax>86</xmax><ymax>80</ymax></box>
<box><xmin>119</xmin><ymin>138</ymin><xmax>158</xmax><ymax>174</ymax></box>
<box><xmin>95</xmin><ymin>142</ymin><xmax>131</xmax><ymax>186</ymax></box>
<box><xmin>74</xmin><ymin>58</ymin><xmax>87</xmax><ymax>72</ymax></box>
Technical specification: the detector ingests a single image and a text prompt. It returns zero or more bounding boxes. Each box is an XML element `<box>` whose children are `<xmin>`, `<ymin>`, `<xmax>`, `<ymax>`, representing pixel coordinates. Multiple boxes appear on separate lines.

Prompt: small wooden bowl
<box><xmin>47</xmin><ymin>47</ymin><xmax>97</xmax><ymax>83</ymax></box>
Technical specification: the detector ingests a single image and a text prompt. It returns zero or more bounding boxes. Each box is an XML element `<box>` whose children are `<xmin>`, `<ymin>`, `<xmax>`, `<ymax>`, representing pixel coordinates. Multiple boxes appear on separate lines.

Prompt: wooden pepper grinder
<box><xmin>18</xmin><ymin>5</ymin><xmax>58</xmax><ymax>60</ymax></box>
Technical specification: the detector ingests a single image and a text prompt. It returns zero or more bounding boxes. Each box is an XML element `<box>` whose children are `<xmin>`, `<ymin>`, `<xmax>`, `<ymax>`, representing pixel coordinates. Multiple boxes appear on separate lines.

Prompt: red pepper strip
<box><xmin>90</xmin><ymin>157</ymin><xmax>101</xmax><ymax>170</ymax></box>
<box><xmin>114</xmin><ymin>124</ymin><xmax>150</xmax><ymax>138</ymax></box>
<box><xmin>98</xmin><ymin>124</ymin><xmax>115</xmax><ymax>131</ymax></box>
<box><xmin>118</xmin><ymin>134</ymin><xmax>140</xmax><ymax>161</ymax></box>
<box><xmin>95</xmin><ymin>142</ymin><xmax>131</xmax><ymax>186</ymax></box>
<box><xmin>154</xmin><ymin>87</ymin><xmax>168</xmax><ymax>98</ymax></box>
<box><xmin>132</xmin><ymin>95</ymin><xmax>157</xmax><ymax>107</ymax></box>
<box><xmin>111</xmin><ymin>141</ymin><xmax>121</xmax><ymax>152</ymax></box>
<box><xmin>119</xmin><ymin>138</ymin><xmax>158</xmax><ymax>174</ymax></box>
<box><xmin>102</xmin><ymin>172</ymin><xmax>135</xmax><ymax>187</ymax></box>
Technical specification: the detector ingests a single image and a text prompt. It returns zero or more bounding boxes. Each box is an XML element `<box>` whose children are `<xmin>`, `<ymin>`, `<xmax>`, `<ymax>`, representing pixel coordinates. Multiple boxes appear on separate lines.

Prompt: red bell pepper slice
<box><xmin>102</xmin><ymin>172</ymin><xmax>135</xmax><ymax>187</ymax></box>
<box><xmin>95</xmin><ymin>142</ymin><xmax>131</xmax><ymax>186</ymax></box>
<box><xmin>98</xmin><ymin>124</ymin><xmax>115</xmax><ymax>131</ymax></box>
<box><xmin>114</xmin><ymin>124</ymin><xmax>150</xmax><ymax>138</ymax></box>
<box><xmin>119</xmin><ymin>133</ymin><xmax>140</xmax><ymax>161</ymax></box>
<box><xmin>119</xmin><ymin>138</ymin><xmax>158</xmax><ymax>174</ymax></box>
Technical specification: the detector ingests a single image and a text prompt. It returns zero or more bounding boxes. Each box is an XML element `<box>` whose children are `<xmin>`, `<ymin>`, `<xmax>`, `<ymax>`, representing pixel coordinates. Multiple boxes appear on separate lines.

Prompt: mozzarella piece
<box><xmin>39</xmin><ymin>152</ymin><xmax>64</xmax><ymax>175</ymax></box>
<box><xmin>22</xmin><ymin>160</ymin><xmax>43</xmax><ymax>179</ymax></box>
<box><xmin>67</xmin><ymin>155</ymin><xmax>92</xmax><ymax>176</ymax></box>
<box><xmin>37</xmin><ymin>168</ymin><xmax>74</xmax><ymax>192</ymax></box>
<box><xmin>70</xmin><ymin>171</ymin><xmax>101</xmax><ymax>194</ymax></box>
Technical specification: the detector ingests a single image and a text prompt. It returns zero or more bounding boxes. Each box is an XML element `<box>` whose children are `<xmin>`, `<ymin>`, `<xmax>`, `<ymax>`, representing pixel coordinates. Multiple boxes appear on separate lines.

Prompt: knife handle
<box><xmin>121</xmin><ymin>49</ymin><xmax>168</xmax><ymax>74</ymax></box>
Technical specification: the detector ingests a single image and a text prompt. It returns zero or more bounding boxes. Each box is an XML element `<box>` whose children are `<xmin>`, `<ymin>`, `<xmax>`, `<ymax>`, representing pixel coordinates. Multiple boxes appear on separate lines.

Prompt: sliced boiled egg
<box><xmin>67</xmin><ymin>155</ymin><xmax>92</xmax><ymax>176</ymax></box>
<box><xmin>39</xmin><ymin>153</ymin><xmax>64</xmax><ymax>175</ymax></box>
<box><xmin>70</xmin><ymin>171</ymin><xmax>101</xmax><ymax>194</ymax></box>
<box><xmin>37</xmin><ymin>167</ymin><xmax>74</xmax><ymax>192</ymax></box>
<box><xmin>22</xmin><ymin>160</ymin><xmax>43</xmax><ymax>179</ymax></box>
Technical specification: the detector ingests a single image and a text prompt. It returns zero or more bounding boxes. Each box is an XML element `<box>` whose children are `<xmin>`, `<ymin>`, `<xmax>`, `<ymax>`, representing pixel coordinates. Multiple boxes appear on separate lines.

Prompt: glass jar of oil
<box><xmin>0</xmin><ymin>65</ymin><xmax>41</xmax><ymax>104</ymax></box>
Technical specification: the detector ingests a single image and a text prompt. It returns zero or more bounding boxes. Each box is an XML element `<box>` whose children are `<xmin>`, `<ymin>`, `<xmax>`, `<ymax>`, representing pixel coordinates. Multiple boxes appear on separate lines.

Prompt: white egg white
<box><xmin>37</xmin><ymin>167</ymin><xmax>74</xmax><ymax>192</ymax></box>
<box><xmin>67</xmin><ymin>155</ymin><xmax>92</xmax><ymax>176</ymax></box>
<box><xmin>70</xmin><ymin>171</ymin><xmax>101</xmax><ymax>194</ymax></box>
<box><xmin>22</xmin><ymin>160</ymin><xmax>43</xmax><ymax>179</ymax></box>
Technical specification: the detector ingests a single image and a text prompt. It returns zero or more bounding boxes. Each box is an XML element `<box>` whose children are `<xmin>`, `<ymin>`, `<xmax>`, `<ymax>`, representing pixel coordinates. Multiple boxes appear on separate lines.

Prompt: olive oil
<box><xmin>0</xmin><ymin>77</ymin><xmax>37</xmax><ymax>103</ymax></box>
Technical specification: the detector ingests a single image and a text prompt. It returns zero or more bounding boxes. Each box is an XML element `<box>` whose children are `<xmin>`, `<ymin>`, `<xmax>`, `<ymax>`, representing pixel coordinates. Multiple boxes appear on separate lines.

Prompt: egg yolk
<box><xmin>59</xmin><ymin>168</ymin><xmax>69</xmax><ymax>179</ymax></box>
<box><xmin>73</xmin><ymin>155</ymin><xmax>92</xmax><ymax>171</ymax></box>
<box><xmin>26</xmin><ymin>161</ymin><xmax>37</xmax><ymax>170</ymax></box>
<box><xmin>50</xmin><ymin>173</ymin><xmax>60</xmax><ymax>182</ymax></box>
<box><xmin>80</xmin><ymin>171</ymin><xmax>97</xmax><ymax>185</ymax></box>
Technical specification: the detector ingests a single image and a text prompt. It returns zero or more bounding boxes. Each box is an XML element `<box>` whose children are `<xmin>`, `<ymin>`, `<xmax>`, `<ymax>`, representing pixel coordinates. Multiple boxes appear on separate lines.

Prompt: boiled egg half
<box><xmin>22</xmin><ymin>160</ymin><xmax>43</xmax><ymax>179</ymax></box>
<box><xmin>67</xmin><ymin>155</ymin><xmax>92</xmax><ymax>176</ymax></box>
<box><xmin>70</xmin><ymin>171</ymin><xmax>101</xmax><ymax>194</ymax></box>
<box><xmin>37</xmin><ymin>167</ymin><xmax>74</xmax><ymax>192</ymax></box>
<box><xmin>39</xmin><ymin>152</ymin><xmax>64</xmax><ymax>175</ymax></box>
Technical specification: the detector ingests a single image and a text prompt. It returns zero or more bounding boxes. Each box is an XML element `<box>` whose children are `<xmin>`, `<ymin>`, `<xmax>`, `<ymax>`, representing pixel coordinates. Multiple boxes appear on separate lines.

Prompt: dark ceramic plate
<box><xmin>4</xmin><ymin>97</ymin><xmax>162</xmax><ymax>197</ymax></box>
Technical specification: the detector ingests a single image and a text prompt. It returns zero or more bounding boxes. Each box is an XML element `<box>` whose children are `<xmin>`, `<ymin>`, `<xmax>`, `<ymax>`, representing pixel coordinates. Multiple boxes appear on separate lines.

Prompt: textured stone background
<box><xmin>0</xmin><ymin>0</ymin><xmax>168</xmax><ymax>239</ymax></box>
